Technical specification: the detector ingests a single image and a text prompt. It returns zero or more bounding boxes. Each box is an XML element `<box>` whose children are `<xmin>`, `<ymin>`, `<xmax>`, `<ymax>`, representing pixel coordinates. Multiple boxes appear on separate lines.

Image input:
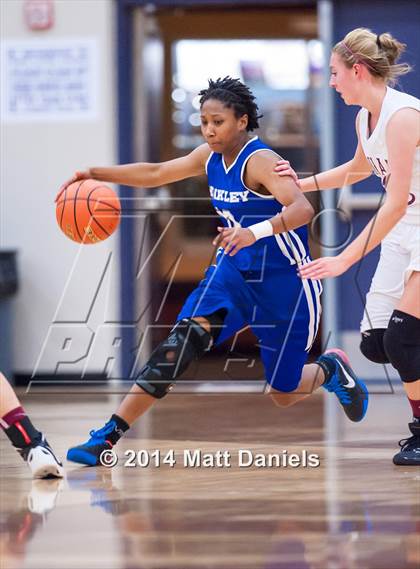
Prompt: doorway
<box><xmin>133</xmin><ymin>5</ymin><xmax>323</xmax><ymax>355</ymax></box>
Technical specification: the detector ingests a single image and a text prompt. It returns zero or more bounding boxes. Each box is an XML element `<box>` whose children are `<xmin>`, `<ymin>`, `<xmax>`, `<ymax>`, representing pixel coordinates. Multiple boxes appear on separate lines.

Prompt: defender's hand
<box><xmin>299</xmin><ymin>255</ymin><xmax>351</xmax><ymax>279</ymax></box>
<box><xmin>273</xmin><ymin>160</ymin><xmax>300</xmax><ymax>187</ymax></box>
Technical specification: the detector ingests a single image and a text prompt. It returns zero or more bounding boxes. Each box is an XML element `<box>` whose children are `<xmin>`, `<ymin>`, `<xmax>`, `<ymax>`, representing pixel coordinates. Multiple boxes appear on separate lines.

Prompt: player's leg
<box><xmin>268</xmin><ymin>347</ymin><xmax>368</xmax><ymax>422</ymax></box>
<box><xmin>254</xmin><ymin>278</ymin><xmax>323</xmax><ymax>406</ymax></box>
<box><xmin>0</xmin><ymin>372</ymin><xmax>63</xmax><ymax>478</ymax></box>
<box><xmin>259</xmin><ymin>274</ymin><xmax>368</xmax><ymax>422</ymax></box>
<box><xmin>268</xmin><ymin>362</ymin><xmax>325</xmax><ymax>407</ymax></box>
<box><xmin>67</xmin><ymin>260</ymin><xmax>243</xmax><ymax>466</ymax></box>
<box><xmin>384</xmin><ymin>270</ymin><xmax>420</xmax><ymax>466</ymax></box>
<box><xmin>114</xmin><ymin>315</ymin><xmax>216</xmax><ymax>424</ymax></box>
<box><xmin>359</xmin><ymin>231</ymin><xmax>407</xmax><ymax>365</ymax></box>
<box><xmin>66</xmin><ymin>315</ymin><xmax>218</xmax><ymax>465</ymax></box>
<box><xmin>358</xmin><ymin>224</ymin><xmax>419</xmax><ymax>464</ymax></box>
<box><xmin>113</xmin><ymin>313</ymin><xmax>224</xmax><ymax>425</ymax></box>
<box><xmin>0</xmin><ymin>371</ymin><xmax>20</xmax><ymax>411</ymax></box>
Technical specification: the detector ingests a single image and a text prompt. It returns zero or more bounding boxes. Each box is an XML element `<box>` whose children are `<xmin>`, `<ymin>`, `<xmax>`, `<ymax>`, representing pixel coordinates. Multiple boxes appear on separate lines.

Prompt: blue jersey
<box><xmin>206</xmin><ymin>136</ymin><xmax>310</xmax><ymax>272</ymax></box>
<box><xmin>178</xmin><ymin>136</ymin><xmax>322</xmax><ymax>392</ymax></box>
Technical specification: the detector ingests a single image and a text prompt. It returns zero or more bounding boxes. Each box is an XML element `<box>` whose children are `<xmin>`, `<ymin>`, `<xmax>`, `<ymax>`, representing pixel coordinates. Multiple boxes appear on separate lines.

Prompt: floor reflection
<box><xmin>0</xmin><ymin>392</ymin><xmax>418</xmax><ymax>569</ymax></box>
<box><xmin>0</xmin><ymin>479</ymin><xmax>63</xmax><ymax>569</ymax></box>
<box><xmin>61</xmin><ymin>467</ymin><xmax>419</xmax><ymax>569</ymax></box>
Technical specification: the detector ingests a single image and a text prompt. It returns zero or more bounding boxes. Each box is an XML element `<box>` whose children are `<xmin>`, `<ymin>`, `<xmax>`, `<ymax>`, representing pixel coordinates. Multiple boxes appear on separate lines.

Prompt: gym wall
<box><xmin>1</xmin><ymin>0</ymin><xmax>120</xmax><ymax>379</ymax></box>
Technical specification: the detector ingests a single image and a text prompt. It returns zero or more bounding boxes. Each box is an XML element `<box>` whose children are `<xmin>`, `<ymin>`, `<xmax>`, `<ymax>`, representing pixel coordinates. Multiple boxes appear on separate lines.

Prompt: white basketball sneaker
<box><xmin>19</xmin><ymin>435</ymin><xmax>64</xmax><ymax>479</ymax></box>
<box><xmin>28</xmin><ymin>479</ymin><xmax>64</xmax><ymax>514</ymax></box>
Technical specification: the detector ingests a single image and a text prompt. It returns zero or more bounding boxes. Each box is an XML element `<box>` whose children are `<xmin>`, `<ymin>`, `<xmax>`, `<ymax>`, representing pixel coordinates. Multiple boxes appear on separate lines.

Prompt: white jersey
<box><xmin>359</xmin><ymin>86</ymin><xmax>420</xmax><ymax>225</ymax></box>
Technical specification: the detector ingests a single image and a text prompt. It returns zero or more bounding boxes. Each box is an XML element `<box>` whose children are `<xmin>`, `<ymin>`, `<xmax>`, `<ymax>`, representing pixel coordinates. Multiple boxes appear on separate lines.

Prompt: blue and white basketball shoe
<box><xmin>318</xmin><ymin>348</ymin><xmax>368</xmax><ymax>422</ymax></box>
<box><xmin>67</xmin><ymin>420</ymin><xmax>116</xmax><ymax>466</ymax></box>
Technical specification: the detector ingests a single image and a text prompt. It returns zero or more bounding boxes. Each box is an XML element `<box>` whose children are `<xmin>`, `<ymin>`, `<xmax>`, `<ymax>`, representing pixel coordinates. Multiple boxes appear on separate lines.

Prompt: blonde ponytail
<box><xmin>333</xmin><ymin>28</ymin><xmax>412</xmax><ymax>86</ymax></box>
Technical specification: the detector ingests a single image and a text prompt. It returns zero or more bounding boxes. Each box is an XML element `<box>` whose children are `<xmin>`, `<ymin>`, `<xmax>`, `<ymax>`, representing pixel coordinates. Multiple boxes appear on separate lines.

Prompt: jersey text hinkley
<box><xmin>209</xmin><ymin>186</ymin><xmax>249</xmax><ymax>203</ymax></box>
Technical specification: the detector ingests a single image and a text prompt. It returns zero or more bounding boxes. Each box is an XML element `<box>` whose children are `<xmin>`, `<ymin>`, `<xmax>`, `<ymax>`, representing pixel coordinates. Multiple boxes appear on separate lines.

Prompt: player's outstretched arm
<box><xmin>56</xmin><ymin>144</ymin><xmax>211</xmax><ymax>201</ymax></box>
<box><xmin>299</xmin><ymin>108</ymin><xmax>418</xmax><ymax>280</ymax></box>
<box><xmin>275</xmin><ymin>152</ymin><xmax>370</xmax><ymax>192</ymax></box>
<box><xmin>274</xmin><ymin>112</ymin><xmax>372</xmax><ymax>192</ymax></box>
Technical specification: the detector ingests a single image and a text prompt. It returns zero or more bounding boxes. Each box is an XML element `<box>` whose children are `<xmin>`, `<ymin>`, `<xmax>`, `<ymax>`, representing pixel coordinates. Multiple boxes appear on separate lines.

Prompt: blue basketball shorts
<box><xmin>177</xmin><ymin>255</ymin><xmax>322</xmax><ymax>392</ymax></box>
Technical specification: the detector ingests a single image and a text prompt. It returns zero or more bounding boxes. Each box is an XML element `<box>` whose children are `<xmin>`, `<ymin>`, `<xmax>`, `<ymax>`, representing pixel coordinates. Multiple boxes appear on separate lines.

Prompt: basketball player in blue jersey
<box><xmin>276</xmin><ymin>29</ymin><xmax>420</xmax><ymax>465</ymax></box>
<box><xmin>59</xmin><ymin>77</ymin><xmax>368</xmax><ymax>466</ymax></box>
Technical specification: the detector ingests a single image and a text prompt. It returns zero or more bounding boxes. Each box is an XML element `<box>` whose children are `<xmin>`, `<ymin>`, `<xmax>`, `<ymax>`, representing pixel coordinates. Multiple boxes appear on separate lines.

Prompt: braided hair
<box><xmin>199</xmin><ymin>76</ymin><xmax>262</xmax><ymax>131</ymax></box>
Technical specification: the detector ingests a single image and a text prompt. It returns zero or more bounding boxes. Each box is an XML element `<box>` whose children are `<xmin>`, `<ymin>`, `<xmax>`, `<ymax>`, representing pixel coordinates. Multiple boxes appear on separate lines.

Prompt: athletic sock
<box><xmin>407</xmin><ymin>398</ymin><xmax>420</xmax><ymax>421</ymax></box>
<box><xmin>1</xmin><ymin>407</ymin><xmax>42</xmax><ymax>449</ymax></box>
<box><xmin>107</xmin><ymin>414</ymin><xmax>129</xmax><ymax>445</ymax></box>
<box><xmin>316</xmin><ymin>356</ymin><xmax>335</xmax><ymax>385</ymax></box>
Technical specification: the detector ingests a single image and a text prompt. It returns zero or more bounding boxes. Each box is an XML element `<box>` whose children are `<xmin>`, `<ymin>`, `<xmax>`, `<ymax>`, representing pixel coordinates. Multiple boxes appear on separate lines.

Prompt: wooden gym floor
<box><xmin>0</xmin><ymin>383</ymin><xmax>419</xmax><ymax>569</ymax></box>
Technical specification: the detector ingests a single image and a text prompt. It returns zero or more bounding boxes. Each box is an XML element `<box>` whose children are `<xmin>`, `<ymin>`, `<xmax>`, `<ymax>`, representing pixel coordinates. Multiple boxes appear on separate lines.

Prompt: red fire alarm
<box><xmin>24</xmin><ymin>0</ymin><xmax>54</xmax><ymax>31</ymax></box>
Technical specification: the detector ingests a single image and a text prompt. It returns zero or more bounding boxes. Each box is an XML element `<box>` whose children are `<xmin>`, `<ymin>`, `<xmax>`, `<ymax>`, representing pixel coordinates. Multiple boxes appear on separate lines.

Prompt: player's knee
<box><xmin>136</xmin><ymin>318</ymin><xmax>213</xmax><ymax>399</ymax></box>
<box><xmin>360</xmin><ymin>328</ymin><xmax>389</xmax><ymax>364</ymax></box>
<box><xmin>269</xmin><ymin>391</ymin><xmax>299</xmax><ymax>408</ymax></box>
<box><xmin>383</xmin><ymin>310</ymin><xmax>420</xmax><ymax>382</ymax></box>
<box><xmin>201</xmin><ymin>308</ymin><xmax>227</xmax><ymax>342</ymax></box>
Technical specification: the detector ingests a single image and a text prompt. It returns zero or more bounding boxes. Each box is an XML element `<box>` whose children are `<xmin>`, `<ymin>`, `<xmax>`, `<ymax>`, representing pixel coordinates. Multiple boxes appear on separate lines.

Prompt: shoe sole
<box><xmin>67</xmin><ymin>448</ymin><xmax>100</xmax><ymax>466</ymax></box>
<box><xmin>324</xmin><ymin>348</ymin><xmax>351</xmax><ymax>366</ymax></box>
<box><xmin>393</xmin><ymin>456</ymin><xmax>420</xmax><ymax>466</ymax></box>
<box><xmin>32</xmin><ymin>464</ymin><xmax>64</xmax><ymax>479</ymax></box>
<box><xmin>354</xmin><ymin>379</ymin><xmax>369</xmax><ymax>422</ymax></box>
<box><xmin>324</xmin><ymin>348</ymin><xmax>369</xmax><ymax>422</ymax></box>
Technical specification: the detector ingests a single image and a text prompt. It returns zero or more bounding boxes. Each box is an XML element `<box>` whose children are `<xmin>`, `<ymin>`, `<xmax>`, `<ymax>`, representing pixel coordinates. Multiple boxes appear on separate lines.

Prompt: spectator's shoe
<box><xmin>393</xmin><ymin>422</ymin><xmax>420</xmax><ymax>466</ymax></box>
<box><xmin>67</xmin><ymin>420</ymin><xmax>116</xmax><ymax>466</ymax></box>
<box><xmin>19</xmin><ymin>435</ymin><xmax>64</xmax><ymax>479</ymax></box>
<box><xmin>319</xmin><ymin>348</ymin><xmax>368</xmax><ymax>422</ymax></box>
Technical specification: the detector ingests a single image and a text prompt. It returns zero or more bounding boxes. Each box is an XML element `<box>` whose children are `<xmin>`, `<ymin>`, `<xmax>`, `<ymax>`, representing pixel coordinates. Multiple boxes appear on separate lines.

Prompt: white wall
<box><xmin>0</xmin><ymin>0</ymin><xmax>120</xmax><ymax>377</ymax></box>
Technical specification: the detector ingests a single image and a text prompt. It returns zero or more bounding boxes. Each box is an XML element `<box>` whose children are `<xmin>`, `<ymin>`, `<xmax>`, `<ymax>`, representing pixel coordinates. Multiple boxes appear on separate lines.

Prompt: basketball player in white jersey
<box><xmin>275</xmin><ymin>28</ymin><xmax>419</xmax><ymax>465</ymax></box>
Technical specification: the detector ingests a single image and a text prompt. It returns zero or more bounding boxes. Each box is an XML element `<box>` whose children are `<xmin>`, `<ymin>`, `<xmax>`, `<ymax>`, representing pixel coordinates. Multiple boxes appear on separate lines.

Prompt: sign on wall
<box><xmin>24</xmin><ymin>0</ymin><xmax>55</xmax><ymax>31</ymax></box>
<box><xmin>0</xmin><ymin>39</ymin><xmax>99</xmax><ymax>122</ymax></box>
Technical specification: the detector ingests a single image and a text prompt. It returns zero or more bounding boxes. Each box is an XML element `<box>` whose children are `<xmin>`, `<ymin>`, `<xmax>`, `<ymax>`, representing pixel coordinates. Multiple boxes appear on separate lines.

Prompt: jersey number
<box><xmin>215</xmin><ymin>208</ymin><xmax>241</xmax><ymax>228</ymax></box>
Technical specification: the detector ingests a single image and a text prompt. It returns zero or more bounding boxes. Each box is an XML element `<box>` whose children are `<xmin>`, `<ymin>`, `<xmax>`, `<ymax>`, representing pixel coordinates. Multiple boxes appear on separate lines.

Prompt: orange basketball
<box><xmin>56</xmin><ymin>179</ymin><xmax>121</xmax><ymax>244</ymax></box>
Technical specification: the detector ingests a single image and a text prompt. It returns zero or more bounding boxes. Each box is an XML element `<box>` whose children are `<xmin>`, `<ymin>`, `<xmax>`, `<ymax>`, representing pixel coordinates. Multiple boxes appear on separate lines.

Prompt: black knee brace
<box><xmin>383</xmin><ymin>310</ymin><xmax>420</xmax><ymax>382</ymax></box>
<box><xmin>202</xmin><ymin>308</ymin><xmax>227</xmax><ymax>342</ymax></box>
<box><xmin>360</xmin><ymin>328</ymin><xmax>389</xmax><ymax>364</ymax></box>
<box><xmin>136</xmin><ymin>318</ymin><xmax>213</xmax><ymax>398</ymax></box>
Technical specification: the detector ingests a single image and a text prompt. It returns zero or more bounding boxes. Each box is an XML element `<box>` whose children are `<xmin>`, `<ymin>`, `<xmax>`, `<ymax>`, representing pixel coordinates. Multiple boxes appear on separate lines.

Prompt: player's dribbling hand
<box><xmin>298</xmin><ymin>255</ymin><xmax>351</xmax><ymax>279</ymax></box>
<box><xmin>55</xmin><ymin>170</ymin><xmax>91</xmax><ymax>202</ymax></box>
<box><xmin>273</xmin><ymin>160</ymin><xmax>300</xmax><ymax>187</ymax></box>
<box><xmin>213</xmin><ymin>226</ymin><xmax>256</xmax><ymax>256</ymax></box>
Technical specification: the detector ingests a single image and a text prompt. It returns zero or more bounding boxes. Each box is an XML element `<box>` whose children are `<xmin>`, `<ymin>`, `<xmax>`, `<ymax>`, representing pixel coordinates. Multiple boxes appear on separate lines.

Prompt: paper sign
<box><xmin>1</xmin><ymin>38</ymin><xmax>99</xmax><ymax>122</ymax></box>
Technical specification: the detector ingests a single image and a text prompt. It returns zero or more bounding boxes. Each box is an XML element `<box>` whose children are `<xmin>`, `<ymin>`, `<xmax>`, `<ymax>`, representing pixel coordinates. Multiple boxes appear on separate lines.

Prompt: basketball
<box><xmin>56</xmin><ymin>179</ymin><xmax>121</xmax><ymax>244</ymax></box>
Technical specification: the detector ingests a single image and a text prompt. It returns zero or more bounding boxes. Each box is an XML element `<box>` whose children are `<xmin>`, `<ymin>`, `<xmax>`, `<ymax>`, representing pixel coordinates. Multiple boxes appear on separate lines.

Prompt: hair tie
<box><xmin>340</xmin><ymin>41</ymin><xmax>377</xmax><ymax>73</ymax></box>
<box><xmin>340</xmin><ymin>41</ymin><xmax>356</xmax><ymax>59</ymax></box>
<box><xmin>376</xmin><ymin>34</ymin><xmax>382</xmax><ymax>48</ymax></box>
